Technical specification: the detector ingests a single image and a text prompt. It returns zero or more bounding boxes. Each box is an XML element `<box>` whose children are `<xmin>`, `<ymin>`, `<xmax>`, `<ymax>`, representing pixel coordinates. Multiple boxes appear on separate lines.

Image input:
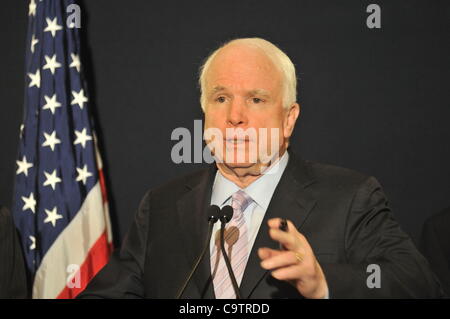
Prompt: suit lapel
<box><xmin>176</xmin><ymin>165</ymin><xmax>217</xmax><ymax>298</ymax></box>
<box><xmin>239</xmin><ymin>155</ymin><xmax>318</xmax><ymax>298</ymax></box>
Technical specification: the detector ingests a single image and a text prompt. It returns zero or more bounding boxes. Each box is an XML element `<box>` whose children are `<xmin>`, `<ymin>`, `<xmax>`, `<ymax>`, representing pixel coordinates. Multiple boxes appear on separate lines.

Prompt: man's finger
<box><xmin>268</xmin><ymin>218</ymin><xmax>283</xmax><ymax>229</ymax></box>
<box><xmin>268</xmin><ymin>219</ymin><xmax>313</xmax><ymax>253</ymax></box>
<box><xmin>268</xmin><ymin>228</ymin><xmax>297</xmax><ymax>251</ymax></box>
<box><xmin>258</xmin><ymin>247</ymin><xmax>283</xmax><ymax>261</ymax></box>
<box><xmin>271</xmin><ymin>264</ymin><xmax>303</xmax><ymax>281</ymax></box>
<box><xmin>260</xmin><ymin>251</ymin><xmax>300</xmax><ymax>270</ymax></box>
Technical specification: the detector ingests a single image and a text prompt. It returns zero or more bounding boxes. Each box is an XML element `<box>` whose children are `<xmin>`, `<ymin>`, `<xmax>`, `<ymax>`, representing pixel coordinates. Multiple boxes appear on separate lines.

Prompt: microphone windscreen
<box><xmin>207</xmin><ymin>205</ymin><xmax>221</xmax><ymax>223</ymax></box>
<box><xmin>220</xmin><ymin>205</ymin><xmax>234</xmax><ymax>223</ymax></box>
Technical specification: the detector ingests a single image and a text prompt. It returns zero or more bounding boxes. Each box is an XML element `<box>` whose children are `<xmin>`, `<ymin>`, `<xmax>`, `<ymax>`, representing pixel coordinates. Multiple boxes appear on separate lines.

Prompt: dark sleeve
<box><xmin>78</xmin><ymin>191</ymin><xmax>151</xmax><ymax>299</ymax></box>
<box><xmin>420</xmin><ymin>211</ymin><xmax>450</xmax><ymax>297</ymax></box>
<box><xmin>320</xmin><ymin>177</ymin><xmax>444</xmax><ymax>298</ymax></box>
<box><xmin>0</xmin><ymin>206</ymin><xmax>28</xmax><ymax>299</ymax></box>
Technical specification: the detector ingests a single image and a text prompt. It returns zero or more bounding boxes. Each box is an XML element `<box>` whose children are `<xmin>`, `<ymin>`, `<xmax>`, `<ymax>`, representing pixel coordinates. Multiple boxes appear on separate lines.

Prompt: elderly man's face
<box><xmin>203</xmin><ymin>44</ymin><xmax>299</xmax><ymax>176</ymax></box>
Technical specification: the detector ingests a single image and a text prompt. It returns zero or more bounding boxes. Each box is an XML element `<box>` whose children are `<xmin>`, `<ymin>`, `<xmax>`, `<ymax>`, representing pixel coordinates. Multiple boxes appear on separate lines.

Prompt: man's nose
<box><xmin>226</xmin><ymin>99</ymin><xmax>247</xmax><ymax>126</ymax></box>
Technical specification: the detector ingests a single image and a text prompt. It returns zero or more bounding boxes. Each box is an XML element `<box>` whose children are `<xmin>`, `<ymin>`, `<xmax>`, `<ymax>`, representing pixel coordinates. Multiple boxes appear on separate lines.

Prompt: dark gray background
<box><xmin>1</xmin><ymin>0</ymin><xmax>449</xmax><ymax>246</ymax></box>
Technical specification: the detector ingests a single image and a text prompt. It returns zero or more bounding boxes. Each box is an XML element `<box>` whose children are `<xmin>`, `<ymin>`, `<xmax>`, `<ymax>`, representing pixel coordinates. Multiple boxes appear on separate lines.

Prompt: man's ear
<box><xmin>284</xmin><ymin>103</ymin><xmax>300</xmax><ymax>139</ymax></box>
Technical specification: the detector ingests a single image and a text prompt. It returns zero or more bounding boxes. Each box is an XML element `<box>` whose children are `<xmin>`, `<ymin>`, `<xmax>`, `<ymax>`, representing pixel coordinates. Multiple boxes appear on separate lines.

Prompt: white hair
<box><xmin>199</xmin><ymin>37</ymin><xmax>297</xmax><ymax>111</ymax></box>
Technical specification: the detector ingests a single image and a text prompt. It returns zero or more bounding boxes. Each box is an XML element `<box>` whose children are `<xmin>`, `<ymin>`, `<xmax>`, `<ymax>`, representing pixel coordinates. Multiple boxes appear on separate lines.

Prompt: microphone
<box><xmin>219</xmin><ymin>205</ymin><xmax>242</xmax><ymax>299</ymax></box>
<box><xmin>176</xmin><ymin>205</ymin><xmax>221</xmax><ymax>299</ymax></box>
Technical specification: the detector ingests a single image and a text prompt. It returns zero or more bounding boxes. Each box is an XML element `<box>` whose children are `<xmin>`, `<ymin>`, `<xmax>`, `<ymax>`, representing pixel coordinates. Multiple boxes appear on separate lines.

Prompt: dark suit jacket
<box><xmin>420</xmin><ymin>208</ymin><xmax>450</xmax><ymax>297</ymax></box>
<box><xmin>0</xmin><ymin>206</ymin><xmax>28</xmax><ymax>298</ymax></box>
<box><xmin>80</xmin><ymin>154</ymin><xmax>443</xmax><ymax>298</ymax></box>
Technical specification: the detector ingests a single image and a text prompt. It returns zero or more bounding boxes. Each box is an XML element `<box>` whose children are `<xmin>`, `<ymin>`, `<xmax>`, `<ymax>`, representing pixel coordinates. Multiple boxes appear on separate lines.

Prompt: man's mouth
<box><xmin>224</xmin><ymin>138</ymin><xmax>251</xmax><ymax>144</ymax></box>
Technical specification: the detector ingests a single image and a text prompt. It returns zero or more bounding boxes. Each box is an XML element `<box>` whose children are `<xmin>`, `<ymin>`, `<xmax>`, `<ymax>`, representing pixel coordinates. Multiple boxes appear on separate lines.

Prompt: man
<box><xmin>80</xmin><ymin>38</ymin><xmax>442</xmax><ymax>298</ymax></box>
<box><xmin>0</xmin><ymin>205</ymin><xmax>28</xmax><ymax>298</ymax></box>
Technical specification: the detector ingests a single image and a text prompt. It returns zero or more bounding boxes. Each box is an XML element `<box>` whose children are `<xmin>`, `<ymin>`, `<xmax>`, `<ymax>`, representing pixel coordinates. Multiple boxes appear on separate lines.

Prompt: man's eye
<box><xmin>252</xmin><ymin>98</ymin><xmax>263</xmax><ymax>104</ymax></box>
<box><xmin>216</xmin><ymin>96</ymin><xmax>226</xmax><ymax>103</ymax></box>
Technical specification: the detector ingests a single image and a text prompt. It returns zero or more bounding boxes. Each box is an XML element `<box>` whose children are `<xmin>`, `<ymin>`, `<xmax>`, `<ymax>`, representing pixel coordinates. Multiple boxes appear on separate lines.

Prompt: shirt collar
<box><xmin>210</xmin><ymin>151</ymin><xmax>290</xmax><ymax>210</ymax></box>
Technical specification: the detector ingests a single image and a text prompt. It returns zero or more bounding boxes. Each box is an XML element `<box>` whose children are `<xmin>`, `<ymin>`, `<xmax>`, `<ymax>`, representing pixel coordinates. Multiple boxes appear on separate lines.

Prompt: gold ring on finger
<box><xmin>295</xmin><ymin>252</ymin><xmax>304</xmax><ymax>263</ymax></box>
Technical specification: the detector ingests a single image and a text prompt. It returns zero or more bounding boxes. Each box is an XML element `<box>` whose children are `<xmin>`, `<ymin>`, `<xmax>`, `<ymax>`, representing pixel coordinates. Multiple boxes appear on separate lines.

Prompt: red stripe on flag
<box><xmin>98</xmin><ymin>168</ymin><xmax>108</xmax><ymax>204</ymax></box>
<box><xmin>56</xmin><ymin>231</ymin><xmax>111</xmax><ymax>299</ymax></box>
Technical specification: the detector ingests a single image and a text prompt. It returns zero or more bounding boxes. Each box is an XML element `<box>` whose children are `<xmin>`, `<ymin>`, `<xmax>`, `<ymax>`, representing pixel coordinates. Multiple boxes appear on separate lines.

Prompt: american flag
<box><xmin>12</xmin><ymin>0</ymin><xmax>113</xmax><ymax>298</ymax></box>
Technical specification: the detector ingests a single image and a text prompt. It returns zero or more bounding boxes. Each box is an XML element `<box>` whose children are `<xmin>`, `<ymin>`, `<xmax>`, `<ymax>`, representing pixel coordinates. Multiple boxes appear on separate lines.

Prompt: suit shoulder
<box><xmin>141</xmin><ymin>166</ymin><xmax>212</xmax><ymax>204</ymax></box>
<box><xmin>299</xmin><ymin>160</ymin><xmax>387</xmax><ymax>212</ymax></box>
<box><xmin>303</xmin><ymin>160</ymin><xmax>375</xmax><ymax>190</ymax></box>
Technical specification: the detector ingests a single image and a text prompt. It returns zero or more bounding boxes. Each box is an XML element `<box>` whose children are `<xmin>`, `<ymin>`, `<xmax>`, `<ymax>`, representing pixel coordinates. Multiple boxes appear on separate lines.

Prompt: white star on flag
<box><xmin>31</xmin><ymin>34</ymin><xmax>39</xmax><ymax>53</ymax></box>
<box><xmin>76</xmin><ymin>165</ymin><xmax>93</xmax><ymax>185</ymax></box>
<box><xmin>44</xmin><ymin>17</ymin><xmax>62</xmax><ymax>37</ymax></box>
<box><xmin>43</xmin><ymin>169</ymin><xmax>62</xmax><ymax>190</ymax></box>
<box><xmin>29</xmin><ymin>236</ymin><xmax>36</xmax><ymax>251</ymax></box>
<box><xmin>28</xmin><ymin>0</ymin><xmax>36</xmax><ymax>17</ymax></box>
<box><xmin>69</xmin><ymin>53</ymin><xmax>81</xmax><ymax>72</ymax></box>
<box><xmin>28</xmin><ymin>69</ymin><xmax>40</xmax><ymax>88</ymax></box>
<box><xmin>71</xmin><ymin>89</ymin><xmax>88</xmax><ymax>109</ymax></box>
<box><xmin>42</xmin><ymin>131</ymin><xmax>61</xmax><ymax>151</ymax></box>
<box><xmin>16</xmin><ymin>155</ymin><xmax>33</xmax><ymax>176</ymax></box>
<box><xmin>42</xmin><ymin>94</ymin><xmax>62</xmax><ymax>114</ymax></box>
<box><xmin>21</xmin><ymin>192</ymin><xmax>36</xmax><ymax>214</ymax></box>
<box><xmin>74</xmin><ymin>128</ymin><xmax>92</xmax><ymax>148</ymax></box>
<box><xmin>43</xmin><ymin>54</ymin><xmax>62</xmax><ymax>75</ymax></box>
<box><xmin>43</xmin><ymin>207</ymin><xmax>63</xmax><ymax>227</ymax></box>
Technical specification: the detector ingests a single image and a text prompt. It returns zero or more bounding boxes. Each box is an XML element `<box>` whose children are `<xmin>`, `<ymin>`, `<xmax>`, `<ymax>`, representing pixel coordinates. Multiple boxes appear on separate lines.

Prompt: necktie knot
<box><xmin>231</xmin><ymin>190</ymin><xmax>253</xmax><ymax>219</ymax></box>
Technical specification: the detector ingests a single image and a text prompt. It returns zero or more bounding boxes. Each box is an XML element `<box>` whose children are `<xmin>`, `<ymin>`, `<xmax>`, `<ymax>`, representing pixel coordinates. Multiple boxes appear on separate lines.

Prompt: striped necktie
<box><xmin>211</xmin><ymin>190</ymin><xmax>253</xmax><ymax>299</ymax></box>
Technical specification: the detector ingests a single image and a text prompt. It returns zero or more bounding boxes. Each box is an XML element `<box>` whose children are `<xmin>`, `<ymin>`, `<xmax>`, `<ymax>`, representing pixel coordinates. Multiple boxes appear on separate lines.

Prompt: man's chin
<box><xmin>222</xmin><ymin>161</ymin><xmax>255</xmax><ymax>169</ymax></box>
<box><xmin>217</xmin><ymin>161</ymin><xmax>270</xmax><ymax>177</ymax></box>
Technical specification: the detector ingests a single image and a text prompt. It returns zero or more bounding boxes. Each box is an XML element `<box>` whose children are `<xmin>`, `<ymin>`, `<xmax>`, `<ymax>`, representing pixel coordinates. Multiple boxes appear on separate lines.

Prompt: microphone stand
<box><xmin>176</xmin><ymin>206</ymin><xmax>220</xmax><ymax>299</ymax></box>
<box><xmin>219</xmin><ymin>206</ymin><xmax>241</xmax><ymax>299</ymax></box>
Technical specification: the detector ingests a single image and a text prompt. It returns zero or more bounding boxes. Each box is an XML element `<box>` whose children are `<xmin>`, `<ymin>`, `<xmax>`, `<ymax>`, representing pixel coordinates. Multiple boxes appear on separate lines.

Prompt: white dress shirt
<box><xmin>209</xmin><ymin>151</ymin><xmax>290</xmax><ymax>255</ymax></box>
